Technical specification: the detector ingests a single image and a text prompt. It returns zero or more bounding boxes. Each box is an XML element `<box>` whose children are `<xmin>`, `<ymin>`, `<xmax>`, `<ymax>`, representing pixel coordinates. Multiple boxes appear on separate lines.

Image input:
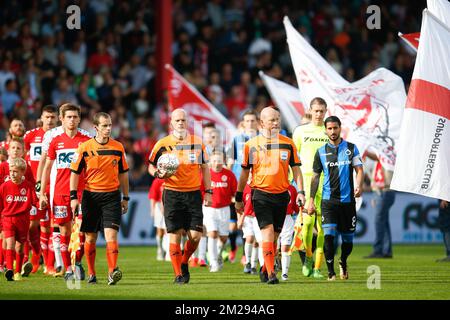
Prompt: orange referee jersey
<box><xmin>70</xmin><ymin>138</ymin><xmax>129</xmax><ymax>192</ymax></box>
<box><xmin>242</xmin><ymin>134</ymin><xmax>301</xmax><ymax>194</ymax></box>
<box><xmin>149</xmin><ymin>134</ymin><xmax>208</xmax><ymax>192</ymax></box>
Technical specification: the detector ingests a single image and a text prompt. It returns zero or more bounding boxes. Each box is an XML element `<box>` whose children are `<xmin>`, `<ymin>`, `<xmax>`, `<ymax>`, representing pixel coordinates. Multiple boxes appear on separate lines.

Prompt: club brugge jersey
<box><xmin>313</xmin><ymin>139</ymin><xmax>362</xmax><ymax>203</ymax></box>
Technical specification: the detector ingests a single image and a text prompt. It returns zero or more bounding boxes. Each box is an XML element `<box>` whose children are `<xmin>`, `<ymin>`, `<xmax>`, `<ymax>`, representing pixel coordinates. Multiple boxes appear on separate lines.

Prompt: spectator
<box><xmin>1</xmin><ymin>79</ymin><xmax>21</xmax><ymax>117</ymax></box>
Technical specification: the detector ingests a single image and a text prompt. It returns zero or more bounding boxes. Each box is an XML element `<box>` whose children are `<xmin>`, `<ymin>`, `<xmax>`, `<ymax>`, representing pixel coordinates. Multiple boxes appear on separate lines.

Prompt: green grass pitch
<box><xmin>1</xmin><ymin>244</ymin><xmax>449</xmax><ymax>300</ymax></box>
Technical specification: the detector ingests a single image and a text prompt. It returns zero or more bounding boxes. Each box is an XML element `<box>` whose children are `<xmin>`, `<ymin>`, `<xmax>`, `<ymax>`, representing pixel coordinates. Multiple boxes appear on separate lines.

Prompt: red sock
<box><xmin>23</xmin><ymin>241</ymin><xmax>30</xmax><ymax>263</ymax></box>
<box><xmin>262</xmin><ymin>241</ymin><xmax>275</xmax><ymax>275</ymax></box>
<box><xmin>47</xmin><ymin>241</ymin><xmax>55</xmax><ymax>271</ymax></box>
<box><xmin>60</xmin><ymin>235</ymin><xmax>72</xmax><ymax>271</ymax></box>
<box><xmin>261</xmin><ymin>264</ymin><xmax>267</xmax><ymax>273</ymax></box>
<box><xmin>6</xmin><ymin>249</ymin><xmax>14</xmax><ymax>270</ymax></box>
<box><xmin>169</xmin><ymin>243</ymin><xmax>182</xmax><ymax>276</ymax></box>
<box><xmin>181</xmin><ymin>240</ymin><xmax>198</xmax><ymax>265</ymax></box>
<box><xmin>40</xmin><ymin>232</ymin><xmax>51</xmax><ymax>268</ymax></box>
<box><xmin>15</xmin><ymin>252</ymin><xmax>24</xmax><ymax>274</ymax></box>
<box><xmin>84</xmin><ymin>242</ymin><xmax>96</xmax><ymax>276</ymax></box>
<box><xmin>29</xmin><ymin>228</ymin><xmax>41</xmax><ymax>266</ymax></box>
<box><xmin>106</xmin><ymin>241</ymin><xmax>119</xmax><ymax>273</ymax></box>
<box><xmin>0</xmin><ymin>244</ymin><xmax>3</xmax><ymax>266</ymax></box>
<box><xmin>76</xmin><ymin>233</ymin><xmax>85</xmax><ymax>263</ymax></box>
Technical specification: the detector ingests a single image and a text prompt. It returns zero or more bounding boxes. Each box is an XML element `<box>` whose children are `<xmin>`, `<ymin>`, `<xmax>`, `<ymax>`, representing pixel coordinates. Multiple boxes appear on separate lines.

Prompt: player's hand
<box><xmin>296</xmin><ymin>193</ymin><xmax>306</xmax><ymax>208</ymax></box>
<box><xmin>156</xmin><ymin>168</ymin><xmax>171</xmax><ymax>179</ymax></box>
<box><xmin>440</xmin><ymin>200</ymin><xmax>448</xmax><ymax>209</ymax></box>
<box><xmin>354</xmin><ymin>187</ymin><xmax>362</xmax><ymax>198</ymax></box>
<box><xmin>121</xmin><ymin>200</ymin><xmax>128</xmax><ymax>214</ymax></box>
<box><xmin>39</xmin><ymin>194</ymin><xmax>48</xmax><ymax>210</ymax></box>
<box><xmin>237</xmin><ymin>212</ymin><xmax>245</xmax><ymax>230</ymax></box>
<box><xmin>307</xmin><ymin>199</ymin><xmax>316</xmax><ymax>216</ymax></box>
<box><xmin>71</xmin><ymin>199</ymin><xmax>79</xmax><ymax>218</ymax></box>
<box><xmin>203</xmin><ymin>193</ymin><xmax>212</xmax><ymax>207</ymax></box>
<box><xmin>235</xmin><ymin>201</ymin><xmax>244</xmax><ymax>214</ymax></box>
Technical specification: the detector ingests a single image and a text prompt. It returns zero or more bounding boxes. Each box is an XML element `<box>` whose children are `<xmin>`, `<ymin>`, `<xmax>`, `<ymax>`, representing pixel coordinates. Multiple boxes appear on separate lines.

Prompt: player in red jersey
<box><xmin>39</xmin><ymin>104</ymin><xmax>90</xmax><ymax>281</ymax></box>
<box><xmin>24</xmin><ymin>105</ymin><xmax>58</xmax><ymax>273</ymax></box>
<box><xmin>0</xmin><ymin>119</ymin><xmax>26</xmax><ymax>151</ymax></box>
<box><xmin>0</xmin><ymin>158</ymin><xmax>38</xmax><ymax>281</ymax></box>
<box><xmin>202</xmin><ymin>152</ymin><xmax>237</xmax><ymax>272</ymax></box>
<box><xmin>148</xmin><ymin>178</ymin><xmax>167</xmax><ymax>261</ymax></box>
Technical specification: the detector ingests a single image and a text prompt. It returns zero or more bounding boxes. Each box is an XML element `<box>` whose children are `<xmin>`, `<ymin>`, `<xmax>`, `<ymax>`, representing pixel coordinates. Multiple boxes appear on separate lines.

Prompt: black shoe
<box><xmin>267</xmin><ymin>272</ymin><xmax>279</xmax><ymax>285</ymax></box>
<box><xmin>259</xmin><ymin>266</ymin><xmax>268</xmax><ymax>283</ymax></box>
<box><xmin>363</xmin><ymin>253</ymin><xmax>385</xmax><ymax>259</ymax></box>
<box><xmin>21</xmin><ymin>261</ymin><xmax>33</xmax><ymax>277</ymax></box>
<box><xmin>108</xmin><ymin>267</ymin><xmax>122</xmax><ymax>285</ymax></box>
<box><xmin>5</xmin><ymin>269</ymin><xmax>14</xmax><ymax>281</ymax></box>
<box><xmin>181</xmin><ymin>263</ymin><xmax>190</xmax><ymax>284</ymax></box>
<box><xmin>87</xmin><ymin>274</ymin><xmax>97</xmax><ymax>284</ymax></box>
<box><xmin>383</xmin><ymin>254</ymin><xmax>393</xmax><ymax>258</ymax></box>
<box><xmin>64</xmin><ymin>272</ymin><xmax>75</xmax><ymax>281</ymax></box>
<box><xmin>174</xmin><ymin>275</ymin><xmax>185</xmax><ymax>285</ymax></box>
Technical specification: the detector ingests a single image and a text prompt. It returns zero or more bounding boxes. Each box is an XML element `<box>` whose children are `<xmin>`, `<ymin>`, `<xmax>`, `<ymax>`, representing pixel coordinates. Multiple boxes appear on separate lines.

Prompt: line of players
<box><xmin>148</xmin><ymin>102</ymin><xmax>330</xmax><ymax>281</ymax></box>
<box><xmin>0</xmin><ymin>104</ymin><xmax>92</xmax><ymax>281</ymax></box>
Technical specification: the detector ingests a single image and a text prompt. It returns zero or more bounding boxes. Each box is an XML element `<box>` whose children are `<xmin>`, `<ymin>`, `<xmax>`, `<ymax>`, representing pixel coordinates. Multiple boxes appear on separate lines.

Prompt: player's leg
<box><xmin>300</xmin><ymin>173</ymin><xmax>315</xmax><ymax>276</ymax></box>
<box><xmin>338</xmin><ymin>203</ymin><xmax>357</xmax><ymax>280</ymax></box>
<box><xmin>74</xmin><ymin>213</ymin><xmax>86</xmax><ymax>281</ymax></box>
<box><xmin>321</xmin><ymin>201</ymin><xmax>338</xmax><ymax>281</ymax></box>
<box><xmin>53</xmin><ymin>195</ymin><xmax>74</xmax><ymax>279</ymax></box>
<box><xmin>242</xmin><ymin>215</ymin><xmax>255</xmax><ymax>273</ymax></box>
<box><xmin>39</xmin><ymin>207</ymin><xmax>52</xmax><ymax>274</ymax></box>
<box><xmin>14</xmin><ymin>215</ymin><xmax>30</xmax><ymax>281</ymax></box>
<box><xmin>228</xmin><ymin>204</ymin><xmax>239</xmax><ymax>263</ymax></box>
<box><xmin>279</xmin><ymin>214</ymin><xmax>295</xmax><ymax>281</ymax></box>
<box><xmin>204</xmin><ymin>206</ymin><xmax>219</xmax><ymax>271</ymax></box>
<box><xmin>0</xmin><ymin>231</ymin><xmax>3</xmax><ymax>273</ymax></box>
<box><xmin>26</xmin><ymin>219</ymin><xmax>41</xmax><ymax>274</ymax></box>
<box><xmin>217</xmin><ymin>206</ymin><xmax>230</xmax><ymax>270</ymax></box>
<box><xmin>313</xmin><ymin>188</ymin><xmax>325</xmax><ymax>279</ymax></box>
<box><xmin>3</xmin><ymin>216</ymin><xmax>16</xmax><ymax>280</ymax></box>
<box><xmin>197</xmin><ymin>229</ymin><xmax>208</xmax><ymax>266</ymax></box>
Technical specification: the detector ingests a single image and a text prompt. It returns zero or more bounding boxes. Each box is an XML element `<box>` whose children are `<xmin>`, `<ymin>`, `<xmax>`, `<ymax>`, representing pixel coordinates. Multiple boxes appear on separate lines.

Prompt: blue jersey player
<box><xmin>307</xmin><ymin>116</ymin><xmax>364</xmax><ymax>281</ymax></box>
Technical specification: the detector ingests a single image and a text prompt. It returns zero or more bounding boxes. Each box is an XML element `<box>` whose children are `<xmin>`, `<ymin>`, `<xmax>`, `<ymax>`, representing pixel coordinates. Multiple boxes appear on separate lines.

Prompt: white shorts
<box><xmin>203</xmin><ymin>206</ymin><xmax>230</xmax><ymax>236</ymax></box>
<box><xmin>153</xmin><ymin>202</ymin><xmax>166</xmax><ymax>230</ymax></box>
<box><xmin>242</xmin><ymin>216</ymin><xmax>262</xmax><ymax>243</ymax></box>
<box><xmin>279</xmin><ymin>214</ymin><xmax>295</xmax><ymax>246</ymax></box>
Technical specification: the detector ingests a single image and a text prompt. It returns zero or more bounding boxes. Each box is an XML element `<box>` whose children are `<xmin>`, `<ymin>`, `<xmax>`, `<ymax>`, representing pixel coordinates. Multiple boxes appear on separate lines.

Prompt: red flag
<box><xmin>166</xmin><ymin>65</ymin><xmax>237</xmax><ymax>144</ymax></box>
<box><xmin>398</xmin><ymin>32</ymin><xmax>420</xmax><ymax>51</ymax></box>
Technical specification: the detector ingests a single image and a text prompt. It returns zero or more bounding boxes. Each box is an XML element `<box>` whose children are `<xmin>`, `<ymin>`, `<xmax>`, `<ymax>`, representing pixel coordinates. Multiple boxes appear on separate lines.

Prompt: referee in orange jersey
<box><xmin>148</xmin><ymin>108</ymin><xmax>212</xmax><ymax>284</ymax></box>
<box><xmin>235</xmin><ymin>107</ymin><xmax>306</xmax><ymax>284</ymax></box>
<box><xmin>69</xmin><ymin>112</ymin><xmax>130</xmax><ymax>285</ymax></box>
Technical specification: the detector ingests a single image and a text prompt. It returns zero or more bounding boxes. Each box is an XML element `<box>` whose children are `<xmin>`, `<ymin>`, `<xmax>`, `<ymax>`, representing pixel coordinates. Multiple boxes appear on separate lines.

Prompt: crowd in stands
<box><xmin>0</xmin><ymin>0</ymin><xmax>424</xmax><ymax>190</ymax></box>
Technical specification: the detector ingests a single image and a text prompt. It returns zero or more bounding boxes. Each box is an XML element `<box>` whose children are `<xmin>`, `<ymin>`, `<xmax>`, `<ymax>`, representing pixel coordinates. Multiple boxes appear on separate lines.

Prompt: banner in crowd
<box><xmin>284</xmin><ymin>16</ymin><xmax>407</xmax><ymax>171</ymax></box>
<box><xmin>259</xmin><ymin>71</ymin><xmax>306</xmax><ymax>133</ymax></box>
<box><xmin>166</xmin><ymin>64</ymin><xmax>237</xmax><ymax>144</ymax></box>
<box><xmin>391</xmin><ymin>10</ymin><xmax>450</xmax><ymax>202</ymax></box>
<box><xmin>96</xmin><ymin>192</ymin><xmax>444</xmax><ymax>245</ymax></box>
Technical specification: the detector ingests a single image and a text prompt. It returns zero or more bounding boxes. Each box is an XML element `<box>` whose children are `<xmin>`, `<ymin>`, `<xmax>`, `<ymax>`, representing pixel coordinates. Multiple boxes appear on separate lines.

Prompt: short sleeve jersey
<box><xmin>24</xmin><ymin>127</ymin><xmax>46</xmax><ymax>179</ymax></box>
<box><xmin>148</xmin><ymin>134</ymin><xmax>208</xmax><ymax>192</ymax></box>
<box><xmin>47</xmin><ymin>131</ymin><xmax>91</xmax><ymax>195</ymax></box>
<box><xmin>70</xmin><ymin>138</ymin><xmax>129</xmax><ymax>192</ymax></box>
<box><xmin>292</xmin><ymin>123</ymin><xmax>328</xmax><ymax>174</ymax></box>
<box><xmin>241</xmin><ymin>134</ymin><xmax>301</xmax><ymax>194</ymax></box>
<box><xmin>313</xmin><ymin>140</ymin><xmax>363</xmax><ymax>203</ymax></box>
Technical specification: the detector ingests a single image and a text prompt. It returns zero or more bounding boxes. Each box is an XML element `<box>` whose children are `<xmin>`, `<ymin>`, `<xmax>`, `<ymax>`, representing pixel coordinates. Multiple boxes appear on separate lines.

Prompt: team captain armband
<box><xmin>70</xmin><ymin>190</ymin><xmax>78</xmax><ymax>200</ymax></box>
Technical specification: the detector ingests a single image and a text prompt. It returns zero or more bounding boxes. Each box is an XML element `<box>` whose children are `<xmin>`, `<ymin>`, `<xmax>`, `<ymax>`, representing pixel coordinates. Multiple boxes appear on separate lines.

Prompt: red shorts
<box><xmin>2</xmin><ymin>213</ymin><xmax>30</xmax><ymax>243</ymax></box>
<box><xmin>52</xmin><ymin>194</ymin><xmax>73</xmax><ymax>225</ymax></box>
<box><xmin>29</xmin><ymin>206</ymin><xmax>44</xmax><ymax>221</ymax></box>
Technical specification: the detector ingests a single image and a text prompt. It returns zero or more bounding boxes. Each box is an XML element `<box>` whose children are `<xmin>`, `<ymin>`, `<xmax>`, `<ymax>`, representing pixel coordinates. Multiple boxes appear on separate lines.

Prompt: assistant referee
<box><xmin>70</xmin><ymin>112</ymin><xmax>130</xmax><ymax>285</ymax></box>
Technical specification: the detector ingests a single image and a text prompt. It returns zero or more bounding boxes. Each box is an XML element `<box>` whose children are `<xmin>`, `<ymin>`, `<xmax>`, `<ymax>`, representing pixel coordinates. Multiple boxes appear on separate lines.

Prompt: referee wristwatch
<box><xmin>204</xmin><ymin>189</ymin><xmax>213</xmax><ymax>194</ymax></box>
<box><xmin>123</xmin><ymin>196</ymin><xmax>130</xmax><ymax>201</ymax></box>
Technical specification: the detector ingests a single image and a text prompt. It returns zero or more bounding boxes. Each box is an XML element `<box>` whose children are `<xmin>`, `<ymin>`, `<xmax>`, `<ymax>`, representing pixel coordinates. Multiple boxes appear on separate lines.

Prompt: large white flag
<box><xmin>166</xmin><ymin>64</ymin><xmax>237</xmax><ymax>144</ymax></box>
<box><xmin>391</xmin><ymin>10</ymin><xmax>450</xmax><ymax>202</ymax></box>
<box><xmin>259</xmin><ymin>71</ymin><xmax>306</xmax><ymax>132</ymax></box>
<box><xmin>284</xmin><ymin>16</ymin><xmax>406</xmax><ymax>171</ymax></box>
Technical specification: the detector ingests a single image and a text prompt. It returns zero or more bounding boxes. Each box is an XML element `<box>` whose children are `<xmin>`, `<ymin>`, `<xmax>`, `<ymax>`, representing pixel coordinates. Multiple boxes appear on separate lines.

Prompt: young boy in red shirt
<box><xmin>0</xmin><ymin>158</ymin><xmax>38</xmax><ymax>281</ymax></box>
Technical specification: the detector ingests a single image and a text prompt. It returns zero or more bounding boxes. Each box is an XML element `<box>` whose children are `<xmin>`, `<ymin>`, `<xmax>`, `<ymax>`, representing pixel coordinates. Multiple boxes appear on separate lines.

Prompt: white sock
<box><xmin>198</xmin><ymin>236</ymin><xmax>207</xmax><ymax>261</ymax></box>
<box><xmin>258</xmin><ymin>247</ymin><xmax>264</xmax><ymax>267</ymax></box>
<box><xmin>281</xmin><ymin>251</ymin><xmax>291</xmax><ymax>276</ymax></box>
<box><xmin>251</xmin><ymin>245</ymin><xmax>259</xmax><ymax>268</ymax></box>
<box><xmin>217</xmin><ymin>239</ymin><xmax>224</xmax><ymax>256</ymax></box>
<box><xmin>53</xmin><ymin>232</ymin><xmax>63</xmax><ymax>269</ymax></box>
<box><xmin>244</xmin><ymin>242</ymin><xmax>253</xmax><ymax>265</ymax></box>
<box><xmin>156</xmin><ymin>235</ymin><xmax>162</xmax><ymax>252</ymax></box>
<box><xmin>208</xmin><ymin>237</ymin><xmax>218</xmax><ymax>267</ymax></box>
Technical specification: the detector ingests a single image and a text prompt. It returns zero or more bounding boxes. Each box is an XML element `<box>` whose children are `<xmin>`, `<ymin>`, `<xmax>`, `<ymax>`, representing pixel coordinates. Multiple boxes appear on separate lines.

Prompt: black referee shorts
<box><xmin>162</xmin><ymin>189</ymin><xmax>203</xmax><ymax>234</ymax></box>
<box><xmin>252</xmin><ymin>189</ymin><xmax>290</xmax><ymax>233</ymax></box>
<box><xmin>80</xmin><ymin>190</ymin><xmax>122</xmax><ymax>233</ymax></box>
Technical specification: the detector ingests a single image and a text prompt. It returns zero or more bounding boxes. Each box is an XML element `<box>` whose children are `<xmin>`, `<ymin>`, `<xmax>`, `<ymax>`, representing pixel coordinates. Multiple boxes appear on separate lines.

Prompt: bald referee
<box><xmin>70</xmin><ymin>112</ymin><xmax>130</xmax><ymax>285</ymax></box>
<box><xmin>235</xmin><ymin>106</ymin><xmax>306</xmax><ymax>284</ymax></box>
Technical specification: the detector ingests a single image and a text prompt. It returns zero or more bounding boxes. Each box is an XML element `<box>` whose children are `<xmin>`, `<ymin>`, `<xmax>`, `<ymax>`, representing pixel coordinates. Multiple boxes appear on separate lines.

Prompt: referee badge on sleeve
<box><xmin>280</xmin><ymin>151</ymin><xmax>288</xmax><ymax>161</ymax></box>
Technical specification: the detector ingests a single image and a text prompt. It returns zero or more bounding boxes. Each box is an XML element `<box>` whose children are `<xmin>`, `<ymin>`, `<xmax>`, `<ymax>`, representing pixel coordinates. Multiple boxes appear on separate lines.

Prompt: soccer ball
<box><xmin>157</xmin><ymin>153</ymin><xmax>179</xmax><ymax>176</ymax></box>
